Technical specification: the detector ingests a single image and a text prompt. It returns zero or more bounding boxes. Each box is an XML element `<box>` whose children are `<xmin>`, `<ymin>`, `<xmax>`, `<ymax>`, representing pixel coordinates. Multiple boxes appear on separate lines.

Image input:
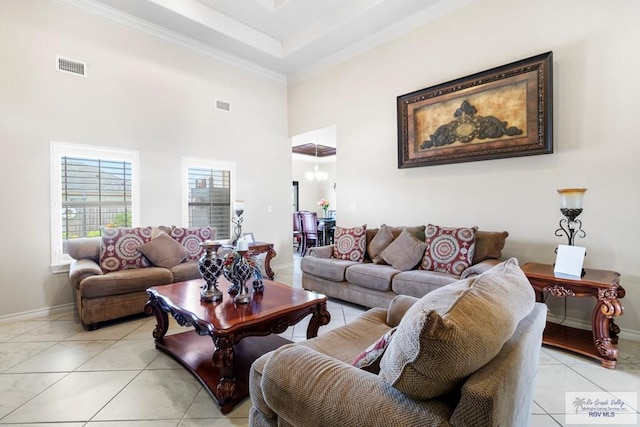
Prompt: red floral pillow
<box><xmin>170</xmin><ymin>226</ymin><xmax>215</xmax><ymax>261</ymax></box>
<box><xmin>99</xmin><ymin>227</ymin><xmax>153</xmax><ymax>272</ymax></box>
<box><xmin>333</xmin><ymin>225</ymin><xmax>367</xmax><ymax>262</ymax></box>
<box><xmin>352</xmin><ymin>327</ymin><xmax>397</xmax><ymax>373</ymax></box>
<box><xmin>421</xmin><ymin>224</ymin><xmax>478</xmax><ymax>275</ymax></box>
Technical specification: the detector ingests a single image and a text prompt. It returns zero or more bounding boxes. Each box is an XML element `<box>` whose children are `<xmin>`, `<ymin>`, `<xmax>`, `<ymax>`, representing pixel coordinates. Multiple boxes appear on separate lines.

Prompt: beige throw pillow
<box><xmin>367</xmin><ymin>224</ymin><xmax>395</xmax><ymax>264</ymax></box>
<box><xmin>379</xmin><ymin>258</ymin><xmax>535</xmax><ymax>399</ymax></box>
<box><xmin>137</xmin><ymin>232</ymin><xmax>189</xmax><ymax>268</ymax></box>
<box><xmin>380</xmin><ymin>229</ymin><xmax>427</xmax><ymax>271</ymax></box>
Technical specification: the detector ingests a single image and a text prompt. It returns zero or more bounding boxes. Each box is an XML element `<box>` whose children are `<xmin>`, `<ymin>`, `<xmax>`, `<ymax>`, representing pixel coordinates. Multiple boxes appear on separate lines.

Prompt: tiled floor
<box><xmin>0</xmin><ymin>256</ymin><xmax>638</xmax><ymax>426</ymax></box>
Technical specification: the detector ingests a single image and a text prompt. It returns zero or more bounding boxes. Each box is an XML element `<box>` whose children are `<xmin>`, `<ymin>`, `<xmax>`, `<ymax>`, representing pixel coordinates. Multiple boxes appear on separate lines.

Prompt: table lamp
<box><xmin>555</xmin><ymin>188</ymin><xmax>587</xmax><ymax>246</ymax></box>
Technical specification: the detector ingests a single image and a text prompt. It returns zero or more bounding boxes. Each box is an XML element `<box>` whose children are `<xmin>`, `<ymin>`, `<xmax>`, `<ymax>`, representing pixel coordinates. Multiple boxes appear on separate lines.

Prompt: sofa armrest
<box><xmin>460</xmin><ymin>259</ymin><xmax>501</xmax><ymax>280</ymax></box>
<box><xmin>69</xmin><ymin>259</ymin><xmax>103</xmax><ymax>289</ymax></box>
<box><xmin>386</xmin><ymin>295</ymin><xmax>418</xmax><ymax>327</ymax></box>
<box><xmin>260</xmin><ymin>345</ymin><xmax>450</xmax><ymax>426</ymax></box>
<box><xmin>306</xmin><ymin>245</ymin><xmax>334</xmax><ymax>258</ymax></box>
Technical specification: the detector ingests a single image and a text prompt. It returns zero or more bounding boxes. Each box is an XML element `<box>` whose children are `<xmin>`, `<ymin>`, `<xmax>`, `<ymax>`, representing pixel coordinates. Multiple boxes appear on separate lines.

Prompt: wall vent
<box><xmin>56</xmin><ymin>56</ymin><xmax>86</xmax><ymax>76</ymax></box>
<box><xmin>216</xmin><ymin>100</ymin><xmax>231</xmax><ymax>112</ymax></box>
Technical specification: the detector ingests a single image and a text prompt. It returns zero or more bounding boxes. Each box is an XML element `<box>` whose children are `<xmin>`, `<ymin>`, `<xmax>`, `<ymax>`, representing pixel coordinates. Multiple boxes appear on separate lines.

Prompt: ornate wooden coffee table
<box><xmin>145</xmin><ymin>278</ymin><xmax>330</xmax><ymax>414</ymax></box>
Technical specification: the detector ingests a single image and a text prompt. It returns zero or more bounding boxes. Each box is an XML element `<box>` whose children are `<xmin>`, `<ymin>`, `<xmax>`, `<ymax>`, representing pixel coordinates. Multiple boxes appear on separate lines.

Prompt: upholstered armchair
<box><xmin>249</xmin><ymin>259</ymin><xmax>546</xmax><ymax>427</ymax></box>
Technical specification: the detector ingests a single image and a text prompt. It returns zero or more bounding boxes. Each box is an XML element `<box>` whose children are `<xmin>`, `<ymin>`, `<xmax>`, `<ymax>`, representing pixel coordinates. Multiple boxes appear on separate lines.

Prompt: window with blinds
<box><xmin>61</xmin><ymin>156</ymin><xmax>133</xmax><ymax>242</ymax></box>
<box><xmin>50</xmin><ymin>142</ymin><xmax>139</xmax><ymax>268</ymax></box>
<box><xmin>188</xmin><ymin>167</ymin><xmax>231</xmax><ymax>239</ymax></box>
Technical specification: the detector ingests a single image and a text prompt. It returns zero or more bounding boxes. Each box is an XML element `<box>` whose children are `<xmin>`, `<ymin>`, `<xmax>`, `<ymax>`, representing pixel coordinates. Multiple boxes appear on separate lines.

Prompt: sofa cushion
<box><xmin>381</xmin><ymin>229</ymin><xmax>428</xmax><ymax>271</ymax></box>
<box><xmin>421</xmin><ymin>224</ymin><xmax>477</xmax><ymax>275</ymax></box>
<box><xmin>79</xmin><ymin>266</ymin><xmax>174</xmax><ymax>298</ymax></box>
<box><xmin>367</xmin><ymin>224</ymin><xmax>394</xmax><ymax>264</ymax></box>
<box><xmin>387</xmin><ymin>225</ymin><xmax>426</xmax><ymax>242</ymax></box>
<box><xmin>379</xmin><ymin>258</ymin><xmax>535</xmax><ymax>400</ymax></box>
<box><xmin>66</xmin><ymin>237</ymin><xmax>101</xmax><ymax>262</ymax></box>
<box><xmin>352</xmin><ymin>327</ymin><xmax>397</xmax><ymax>373</ymax></box>
<box><xmin>170</xmin><ymin>226</ymin><xmax>215</xmax><ymax>261</ymax></box>
<box><xmin>169</xmin><ymin>260</ymin><xmax>201</xmax><ymax>283</ymax></box>
<box><xmin>137</xmin><ymin>232</ymin><xmax>189</xmax><ymax>268</ymax></box>
<box><xmin>391</xmin><ymin>270</ymin><xmax>459</xmax><ymax>298</ymax></box>
<box><xmin>99</xmin><ymin>227</ymin><xmax>153</xmax><ymax>272</ymax></box>
<box><xmin>333</xmin><ymin>225</ymin><xmax>367</xmax><ymax>262</ymax></box>
<box><xmin>472</xmin><ymin>230</ymin><xmax>509</xmax><ymax>264</ymax></box>
<box><xmin>345</xmin><ymin>263</ymin><xmax>399</xmax><ymax>292</ymax></box>
<box><xmin>301</xmin><ymin>256</ymin><xmax>358</xmax><ymax>281</ymax></box>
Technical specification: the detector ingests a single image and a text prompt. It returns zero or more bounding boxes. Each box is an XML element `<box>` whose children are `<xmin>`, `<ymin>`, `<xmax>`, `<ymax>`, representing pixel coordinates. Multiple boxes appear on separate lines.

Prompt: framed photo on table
<box><xmin>242</xmin><ymin>232</ymin><xmax>255</xmax><ymax>243</ymax></box>
<box><xmin>397</xmin><ymin>51</ymin><xmax>553</xmax><ymax>168</ymax></box>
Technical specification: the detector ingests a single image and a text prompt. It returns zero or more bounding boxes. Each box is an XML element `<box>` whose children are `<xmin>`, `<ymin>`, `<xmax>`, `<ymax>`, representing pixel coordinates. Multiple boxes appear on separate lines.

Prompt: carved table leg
<box><xmin>306</xmin><ymin>301</ymin><xmax>331</xmax><ymax>339</ymax></box>
<box><xmin>145</xmin><ymin>294</ymin><xmax>169</xmax><ymax>342</ymax></box>
<box><xmin>211</xmin><ymin>335</ymin><xmax>236</xmax><ymax>412</ymax></box>
<box><xmin>263</xmin><ymin>246</ymin><xmax>277</xmax><ymax>280</ymax></box>
<box><xmin>592</xmin><ymin>292</ymin><xmax>624</xmax><ymax>368</ymax></box>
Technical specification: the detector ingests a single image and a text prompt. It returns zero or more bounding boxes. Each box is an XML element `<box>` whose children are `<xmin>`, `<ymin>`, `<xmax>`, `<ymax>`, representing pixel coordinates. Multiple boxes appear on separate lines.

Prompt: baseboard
<box><xmin>547</xmin><ymin>313</ymin><xmax>640</xmax><ymax>343</ymax></box>
<box><xmin>0</xmin><ymin>303</ymin><xmax>75</xmax><ymax>324</ymax></box>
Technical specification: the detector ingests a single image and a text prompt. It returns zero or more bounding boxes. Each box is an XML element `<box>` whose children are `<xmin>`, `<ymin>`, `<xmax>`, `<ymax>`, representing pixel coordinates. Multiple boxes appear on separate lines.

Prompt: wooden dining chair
<box><xmin>300</xmin><ymin>211</ymin><xmax>319</xmax><ymax>256</ymax></box>
<box><xmin>293</xmin><ymin>211</ymin><xmax>303</xmax><ymax>252</ymax></box>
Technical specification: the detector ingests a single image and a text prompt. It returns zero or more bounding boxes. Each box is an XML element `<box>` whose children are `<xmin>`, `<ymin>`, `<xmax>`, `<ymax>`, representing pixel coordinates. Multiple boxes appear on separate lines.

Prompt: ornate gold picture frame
<box><xmin>397</xmin><ymin>52</ymin><xmax>553</xmax><ymax>168</ymax></box>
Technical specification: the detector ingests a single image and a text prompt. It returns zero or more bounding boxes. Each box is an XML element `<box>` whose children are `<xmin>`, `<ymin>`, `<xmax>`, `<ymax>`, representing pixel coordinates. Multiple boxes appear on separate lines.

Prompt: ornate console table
<box><xmin>521</xmin><ymin>262</ymin><xmax>624</xmax><ymax>368</ymax></box>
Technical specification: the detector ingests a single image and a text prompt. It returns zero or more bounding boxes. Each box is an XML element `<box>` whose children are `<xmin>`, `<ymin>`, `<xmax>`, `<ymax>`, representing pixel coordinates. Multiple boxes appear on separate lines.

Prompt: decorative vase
<box><xmin>198</xmin><ymin>242</ymin><xmax>224</xmax><ymax>302</ymax></box>
<box><xmin>223</xmin><ymin>250</ymin><xmax>254</xmax><ymax>304</ymax></box>
<box><xmin>322</xmin><ymin>207</ymin><xmax>328</xmax><ymax>218</ymax></box>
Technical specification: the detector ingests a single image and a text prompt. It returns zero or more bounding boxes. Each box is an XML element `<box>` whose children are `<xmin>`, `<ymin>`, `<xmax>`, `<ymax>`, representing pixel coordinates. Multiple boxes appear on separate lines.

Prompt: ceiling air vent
<box><xmin>216</xmin><ymin>100</ymin><xmax>231</xmax><ymax>112</ymax></box>
<box><xmin>56</xmin><ymin>56</ymin><xmax>86</xmax><ymax>76</ymax></box>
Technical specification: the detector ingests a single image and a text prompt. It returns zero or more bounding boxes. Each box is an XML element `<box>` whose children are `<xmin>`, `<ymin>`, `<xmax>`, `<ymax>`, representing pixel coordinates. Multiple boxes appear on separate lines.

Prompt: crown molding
<box><xmin>54</xmin><ymin>0</ymin><xmax>287</xmax><ymax>84</ymax></box>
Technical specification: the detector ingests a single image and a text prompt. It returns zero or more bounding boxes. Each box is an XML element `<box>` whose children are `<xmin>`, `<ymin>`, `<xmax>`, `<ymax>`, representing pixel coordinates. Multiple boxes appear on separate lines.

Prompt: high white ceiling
<box><xmin>62</xmin><ymin>0</ymin><xmax>475</xmax><ymax>81</ymax></box>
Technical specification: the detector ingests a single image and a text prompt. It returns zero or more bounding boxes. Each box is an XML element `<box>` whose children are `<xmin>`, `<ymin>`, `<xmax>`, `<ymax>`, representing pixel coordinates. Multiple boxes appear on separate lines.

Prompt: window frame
<box><xmin>50</xmin><ymin>141</ymin><xmax>140</xmax><ymax>270</ymax></box>
<box><xmin>181</xmin><ymin>157</ymin><xmax>236</xmax><ymax>238</ymax></box>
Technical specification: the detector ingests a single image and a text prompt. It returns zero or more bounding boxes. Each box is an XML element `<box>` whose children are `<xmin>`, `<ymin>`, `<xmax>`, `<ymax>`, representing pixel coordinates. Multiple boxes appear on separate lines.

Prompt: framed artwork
<box><xmin>242</xmin><ymin>232</ymin><xmax>255</xmax><ymax>243</ymax></box>
<box><xmin>397</xmin><ymin>51</ymin><xmax>553</xmax><ymax>168</ymax></box>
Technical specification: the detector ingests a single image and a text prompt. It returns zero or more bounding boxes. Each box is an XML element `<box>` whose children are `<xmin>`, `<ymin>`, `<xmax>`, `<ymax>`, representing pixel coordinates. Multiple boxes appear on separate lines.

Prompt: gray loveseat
<box><xmin>67</xmin><ymin>226</ymin><xmax>213</xmax><ymax>329</ymax></box>
<box><xmin>250</xmin><ymin>258</ymin><xmax>546</xmax><ymax>427</ymax></box>
<box><xmin>302</xmin><ymin>224</ymin><xmax>509</xmax><ymax>309</ymax></box>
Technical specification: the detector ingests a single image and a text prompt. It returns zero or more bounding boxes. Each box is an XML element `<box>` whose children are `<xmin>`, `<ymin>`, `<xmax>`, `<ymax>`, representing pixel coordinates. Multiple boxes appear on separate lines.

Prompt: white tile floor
<box><xmin>0</xmin><ymin>256</ymin><xmax>638</xmax><ymax>426</ymax></box>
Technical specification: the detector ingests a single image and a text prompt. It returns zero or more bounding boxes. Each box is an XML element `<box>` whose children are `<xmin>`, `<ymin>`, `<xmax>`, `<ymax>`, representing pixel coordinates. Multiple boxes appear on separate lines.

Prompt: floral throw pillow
<box><xmin>333</xmin><ymin>225</ymin><xmax>367</xmax><ymax>262</ymax></box>
<box><xmin>170</xmin><ymin>226</ymin><xmax>215</xmax><ymax>261</ymax></box>
<box><xmin>421</xmin><ymin>224</ymin><xmax>478</xmax><ymax>275</ymax></box>
<box><xmin>99</xmin><ymin>227</ymin><xmax>153</xmax><ymax>272</ymax></box>
<box><xmin>352</xmin><ymin>327</ymin><xmax>397</xmax><ymax>373</ymax></box>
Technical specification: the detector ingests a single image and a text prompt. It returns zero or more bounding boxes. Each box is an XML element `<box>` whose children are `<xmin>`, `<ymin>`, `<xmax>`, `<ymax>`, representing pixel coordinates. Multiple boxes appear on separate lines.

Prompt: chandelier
<box><xmin>306</xmin><ymin>144</ymin><xmax>328</xmax><ymax>181</ymax></box>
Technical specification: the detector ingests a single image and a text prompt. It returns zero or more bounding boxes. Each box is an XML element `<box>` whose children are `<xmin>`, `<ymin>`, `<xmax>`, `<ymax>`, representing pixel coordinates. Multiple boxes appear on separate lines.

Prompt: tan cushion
<box><xmin>137</xmin><ymin>232</ymin><xmax>189</xmax><ymax>268</ymax></box>
<box><xmin>367</xmin><ymin>224</ymin><xmax>394</xmax><ymax>264</ymax></box>
<box><xmin>169</xmin><ymin>260</ymin><xmax>201</xmax><ymax>282</ymax></box>
<box><xmin>345</xmin><ymin>263</ymin><xmax>398</xmax><ymax>292</ymax></box>
<box><xmin>472</xmin><ymin>230</ymin><xmax>509</xmax><ymax>264</ymax></box>
<box><xmin>65</xmin><ymin>237</ymin><xmax>101</xmax><ymax>261</ymax></box>
<box><xmin>379</xmin><ymin>258</ymin><xmax>535</xmax><ymax>399</ymax></box>
<box><xmin>387</xmin><ymin>225</ymin><xmax>426</xmax><ymax>242</ymax></box>
<box><xmin>381</xmin><ymin>229</ymin><xmax>427</xmax><ymax>271</ymax></box>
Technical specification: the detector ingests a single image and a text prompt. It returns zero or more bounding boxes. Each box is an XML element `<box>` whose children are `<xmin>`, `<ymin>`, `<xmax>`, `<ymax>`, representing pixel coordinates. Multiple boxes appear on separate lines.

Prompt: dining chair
<box><xmin>293</xmin><ymin>211</ymin><xmax>303</xmax><ymax>252</ymax></box>
<box><xmin>300</xmin><ymin>211</ymin><xmax>320</xmax><ymax>256</ymax></box>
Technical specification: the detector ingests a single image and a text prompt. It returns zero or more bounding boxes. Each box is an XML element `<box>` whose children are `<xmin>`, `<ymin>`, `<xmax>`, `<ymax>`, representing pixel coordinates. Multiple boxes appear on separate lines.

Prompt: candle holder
<box><xmin>232</xmin><ymin>200</ymin><xmax>244</xmax><ymax>245</ymax></box>
<box><xmin>555</xmin><ymin>188</ymin><xmax>587</xmax><ymax>246</ymax></box>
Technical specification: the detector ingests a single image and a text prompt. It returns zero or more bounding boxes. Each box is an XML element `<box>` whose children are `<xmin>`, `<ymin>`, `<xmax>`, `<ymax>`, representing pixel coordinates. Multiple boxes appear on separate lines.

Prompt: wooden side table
<box><xmin>521</xmin><ymin>263</ymin><xmax>624</xmax><ymax>368</ymax></box>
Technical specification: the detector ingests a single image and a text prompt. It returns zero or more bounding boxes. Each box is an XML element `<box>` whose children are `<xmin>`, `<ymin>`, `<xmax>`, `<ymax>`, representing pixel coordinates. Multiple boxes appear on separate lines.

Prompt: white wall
<box><xmin>0</xmin><ymin>0</ymin><xmax>291</xmax><ymax>317</ymax></box>
<box><xmin>288</xmin><ymin>0</ymin><xmax>640</xmax><ymax>336</ymax></box>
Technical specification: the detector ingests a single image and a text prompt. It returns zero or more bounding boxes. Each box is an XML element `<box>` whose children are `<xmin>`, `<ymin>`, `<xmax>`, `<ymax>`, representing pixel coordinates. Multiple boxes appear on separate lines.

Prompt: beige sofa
<box><xmin>302</xmin><ymin>225</ymin><xmax>509</xmax><ymax>309</ymax></box>
<box><xmin>67</xmin><ymin>226</ymin><xmax>213</xmax><ymax>330</ymax></box>
<box><xmin>250</xmin><ymin>259</ymin><xmax>546</xmax><ymax>427</ymax></box>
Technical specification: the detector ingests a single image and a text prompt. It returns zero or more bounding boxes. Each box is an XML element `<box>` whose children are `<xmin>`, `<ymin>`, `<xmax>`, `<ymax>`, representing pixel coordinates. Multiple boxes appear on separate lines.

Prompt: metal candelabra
<box><xmin>232</xmin><ymin>208</ymin><xmax>244</xmax><ymax>245</ymax></box>
<box><xmin>555</xmin><ymin>208</ymin><xmax>586</xmax><ymax>246</ymax></box>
